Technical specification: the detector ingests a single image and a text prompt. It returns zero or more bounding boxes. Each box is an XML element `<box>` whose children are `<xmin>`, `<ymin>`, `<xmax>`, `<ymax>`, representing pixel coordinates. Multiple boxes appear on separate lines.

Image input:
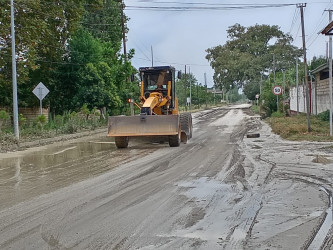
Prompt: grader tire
<box><xmin>169</xmin><ymin>127</ymin><xmax>181</xmax><ymax>147</ymax></box>
<box><xmin>180</xmin><ymin>113</ymin><xmax>193</xmax><ymax>140</ymax></box>
<box><xmin>115</xmin><ymin>136</ymin><xmax>129</xmax><ymax>148</ymax></box>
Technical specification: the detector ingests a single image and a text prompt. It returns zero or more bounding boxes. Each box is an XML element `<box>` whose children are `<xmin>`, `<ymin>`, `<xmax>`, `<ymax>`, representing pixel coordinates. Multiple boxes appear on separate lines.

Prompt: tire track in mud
<box><xmin>243</xmin><ymin>119</ymin><xmax>333</xmax><ymax>250</ymax></box>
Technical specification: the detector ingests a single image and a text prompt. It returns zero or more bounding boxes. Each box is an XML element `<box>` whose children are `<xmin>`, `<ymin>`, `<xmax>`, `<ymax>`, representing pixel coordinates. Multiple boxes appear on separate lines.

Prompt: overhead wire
<box><xmin>126</xmin><ymin>4</ymin><xmax>296</xmax><ymax>11</ymax></box>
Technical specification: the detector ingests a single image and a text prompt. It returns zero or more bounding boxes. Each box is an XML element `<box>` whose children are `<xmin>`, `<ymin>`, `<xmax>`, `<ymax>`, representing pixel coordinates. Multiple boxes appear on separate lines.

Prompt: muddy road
<box><xmin>1</xmin><ymin>104</ymin><xmax>333</xmax><ymax>249</ymax></box>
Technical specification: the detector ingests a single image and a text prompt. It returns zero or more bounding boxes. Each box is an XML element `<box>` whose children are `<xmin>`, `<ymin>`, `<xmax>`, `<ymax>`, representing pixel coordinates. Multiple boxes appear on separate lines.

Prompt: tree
<box><xmin>243</xmin><ymin>81</ymin><xmax>260</xmax><ymax>100</ymax></box>
<box><xmin>206</xmin><ymin>23</ymin><xmax>302</xmax><ymax>100</ymax></box>
<box><xmin>0</xmin><ymin>0</ymin><xmax>85</xmax><ymax>106</ymax></box>
<box><xmin>176</xmin><ymin>73</ymin><xmax>198</xmax><ymax>107</ymax></box>
<box><xmin>82</xmin><ymin>0</ymin><xmax>125</xmax><ymax>51</ymax></box>
<box><xmin>309</xmin><ymin>56</ymin><xmax>327</xmax><ymax>71</ymax></box>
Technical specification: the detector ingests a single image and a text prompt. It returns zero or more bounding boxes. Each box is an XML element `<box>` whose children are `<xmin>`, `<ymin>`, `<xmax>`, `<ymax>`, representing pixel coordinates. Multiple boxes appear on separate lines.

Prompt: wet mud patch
<box><xmin>184</xmin><ymin>207</ymin><xmax>206</xmax><ymax>228</ymax></box>
<box><xmin>251</xmin><ymin>144</ymin><xmax>262</xmax><ymax>149</ymax></box>
<box><xmin>312</xmin><ymin>155</ymin><xmax>332</xmax><ymax>165</ymax></box>
<box><xmin>0</xmin><ymin>138</ymin><xmax>155</xmax><ymax>210</ymax></box>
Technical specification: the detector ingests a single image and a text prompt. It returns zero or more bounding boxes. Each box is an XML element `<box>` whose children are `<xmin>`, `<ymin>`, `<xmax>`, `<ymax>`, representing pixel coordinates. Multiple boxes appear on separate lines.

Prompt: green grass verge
<box><xmin>267</xmin><ymin>114</ymin><xmax>333</xmax><ymax>142</ymax></box>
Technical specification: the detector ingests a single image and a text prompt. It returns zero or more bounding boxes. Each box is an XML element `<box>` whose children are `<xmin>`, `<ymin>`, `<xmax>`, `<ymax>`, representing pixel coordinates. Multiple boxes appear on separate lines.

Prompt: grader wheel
<box><xmin>180</xmin><ymin>112</ymin><xmax>193</xmax><ymax>141</ymax></box>
<box><xmin>115</xmin><ymin>136</ymin><xmax>129</xmax><ymax>148</ymax></box>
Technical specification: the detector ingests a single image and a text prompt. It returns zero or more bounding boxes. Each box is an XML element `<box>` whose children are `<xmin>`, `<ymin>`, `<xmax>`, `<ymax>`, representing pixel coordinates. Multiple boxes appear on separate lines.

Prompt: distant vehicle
<box><xmin>108</xmin><ymin>66</ymin><xmax>193</xmax><ymax>148</ymax></box>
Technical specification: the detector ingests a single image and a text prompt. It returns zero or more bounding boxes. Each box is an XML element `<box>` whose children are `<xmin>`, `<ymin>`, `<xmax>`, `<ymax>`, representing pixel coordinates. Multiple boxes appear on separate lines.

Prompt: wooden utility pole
<box><xmin>325</xmin><ymin>10</ymin><xmax>333</xmax><ymax>135</ymax></box>
<box><xmin>121</xmin><ymin>1</ymin><xmax>127</xmax><ymax>60</ymax></box>
<box><xmin>298</xmin><ymin>3</ymin><xmax>311</xmax><ymax>132</ymax></box>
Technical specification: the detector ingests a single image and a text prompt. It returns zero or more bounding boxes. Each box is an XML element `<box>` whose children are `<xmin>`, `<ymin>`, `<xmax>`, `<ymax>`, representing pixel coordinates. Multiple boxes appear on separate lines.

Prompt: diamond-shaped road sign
<box><xmin>32</xmin><ymin>82</ymin><xmax>49</xmax><ymax>100</ymax></box>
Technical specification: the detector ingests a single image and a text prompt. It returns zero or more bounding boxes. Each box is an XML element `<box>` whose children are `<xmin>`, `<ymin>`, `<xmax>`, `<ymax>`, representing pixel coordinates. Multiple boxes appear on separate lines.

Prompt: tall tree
<box><xmin>206</xmin><ymin>23</ymin><xmax>302</xmax><ymax>97</ymax></box>
<box><xmin>0</xmin><ymin>0</ymin><xmax>85</xmax><ymax>106</ymax></box>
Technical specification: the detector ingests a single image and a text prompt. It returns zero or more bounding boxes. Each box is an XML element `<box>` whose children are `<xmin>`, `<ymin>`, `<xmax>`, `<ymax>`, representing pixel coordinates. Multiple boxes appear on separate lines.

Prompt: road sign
<box><xmin>32</xmin><ymin>82</ymin><xmax>49</xmax><ymax>115</ymax></box>
<box><xmin>33</xmin><ymin>82</ymin><xmax>49</xmax><ymax>100</ymax></box>
<box><xmin>272</xmin><ymin>85</ymin><xmax>282</xmax><ymax>96</ymax></box>
<box><xmin>255</xmin><ymin>94</ymin><xmax>260</xmax><ymax>99</ymax></box>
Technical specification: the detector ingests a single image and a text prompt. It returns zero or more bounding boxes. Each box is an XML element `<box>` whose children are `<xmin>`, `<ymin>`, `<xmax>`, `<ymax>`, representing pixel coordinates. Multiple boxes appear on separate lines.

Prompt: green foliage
<box><xmin>36</xmin><ymin>114</ymin><xmax>47</xmax><ymax>124</ymax></box>
<box><xmin>0</xmin><ymin>0</ymin><xmax>133</xmax><ymax>118</ymax></box>
<box><xmin>82</xmin><ymin>0</ymin><xmax>124</xmax><ymax>51</ymax></box>
<box><xmin>0</xmin><ymin>110</ymin><xmax>10</xmax><ymax>132</ymax></box>
<box><xmin>206</xmin><ymin>23</ymin><xmax>302</xmax><ymax>95</ymax></box>
<box><xmin>0</xmin><ymin>110</ymin><xmax>9</xmax><ymax>121</ymax></box>
<box><xmin>227</xmin><ymin>88</ymin><xmax>244</xmax><ymax>103</ymax></box>
<box><xmin>175</xmin><ymin>73</ymin><xmax>219</xmax><ymax>108</ymax></box>
<box><xmin>19</xmin><ymin>114</ymin><xmax>26</xmax><ymax>126</ymax></box>
<box><xmin>81</xmin><ymin>104</ymin><xmax>90</xmax><ymax>116</ymax></box>
<box><xmin>243</xmin><ymin>81</ymin><xmax>260</xmax><ymax>100</ymax></box>
<box><xmin>0</xmin><ymin>0</ymin><xmax>85</xmax><ymax>107</ymax></box>
<box><xmin>271</xmin><ymin>111</ymin><xmax>284</xmax><ymax>118</ymax></box>
<box><xmin>318</xmin><ymin>110</ymin><xmax>330</xmax><ymax>122</ymax></box>
<box><xmin>309</xmin><ymin>56</ymin><xmax>327</xmax><ymax>71</ymax></box>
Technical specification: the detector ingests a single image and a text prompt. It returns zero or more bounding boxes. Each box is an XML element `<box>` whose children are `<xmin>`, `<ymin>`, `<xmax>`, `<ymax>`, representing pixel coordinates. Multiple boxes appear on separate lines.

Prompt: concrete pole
<box><xmin>189</xmin><ymin>67</ymin><xmax>192</xmax><ymax>112</ymax></box>
<box><xmin>204</xmin><ymin>73</ymin><xmax>207</xmax><ymax>108</ymax></box>
<box><xmin>11</xmin><ymin>0</ymin><xmax>19</xmax><ymax>140</ymax></box>
<box><xmin>329</xmin><ymin>10</ymin><xmax>333</xmax><ymax>135</ymax></box>
<box><xmin>296</xmin><ymin>57</ymin><xmax>299</xmax><ymax>115</ymax></box>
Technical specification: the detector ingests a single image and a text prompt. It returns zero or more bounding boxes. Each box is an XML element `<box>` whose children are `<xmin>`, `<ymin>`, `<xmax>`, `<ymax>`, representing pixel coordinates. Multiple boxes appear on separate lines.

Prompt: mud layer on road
<box><xmin>0</xmin><ymin>105</ymin><xmax>333</xmax><ymax>249</ymax></box>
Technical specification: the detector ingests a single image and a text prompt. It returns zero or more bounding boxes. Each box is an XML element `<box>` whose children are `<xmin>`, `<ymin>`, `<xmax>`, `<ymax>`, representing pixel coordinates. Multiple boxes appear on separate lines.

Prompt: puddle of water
<box><xmin>0</xmin><ymin>138</ymin><xmax>117</xmax><ymax>209</ymax></box>
<box><xmin>178</xmin><ymin>177</ymin><xmax>227</xmax><ymax>201</ymax></box>
<box><xmin>308</xmin><ymin>187</ymin><xmax>333</xmax><ymax>250</ymax></box>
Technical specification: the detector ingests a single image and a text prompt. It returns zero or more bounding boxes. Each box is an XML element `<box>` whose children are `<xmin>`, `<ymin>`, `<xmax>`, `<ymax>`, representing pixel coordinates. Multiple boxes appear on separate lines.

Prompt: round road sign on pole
<box><xmin>272</xmin><ymin>85</ymin><xmax>282</xmax><ymax>95</ymax></box>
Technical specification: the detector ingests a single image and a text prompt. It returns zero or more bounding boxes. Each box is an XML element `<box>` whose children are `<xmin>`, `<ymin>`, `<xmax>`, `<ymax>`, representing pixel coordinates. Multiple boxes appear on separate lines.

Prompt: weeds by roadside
<box><xmin>268</xmin><ymin>113</ymin><xmax>333</xmax><ymax>141</ymax></box>
<box><xmin>250</xmin><ymin>106</ymin><xmax>333</xmax><ymax>141</ymax></box>
<box><xmin>0</xmin><ymin>106</ymin><xmax>107</xmax><ymax>147</ymax></box>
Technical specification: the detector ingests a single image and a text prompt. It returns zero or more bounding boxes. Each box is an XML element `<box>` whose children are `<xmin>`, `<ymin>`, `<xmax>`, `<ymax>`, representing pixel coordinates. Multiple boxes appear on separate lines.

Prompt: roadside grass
<box><xmin>267</xmin><ymin>114</ymin><xmax>333</xmax><ymax>142</ymax></box>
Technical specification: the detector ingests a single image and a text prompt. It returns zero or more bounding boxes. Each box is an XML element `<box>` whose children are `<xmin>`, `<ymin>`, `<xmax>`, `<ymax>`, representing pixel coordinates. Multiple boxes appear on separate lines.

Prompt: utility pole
<box><xmin>11</xmin><ymin>0</ymin><xmax>19</xmax><ymax>140</ymax></box>
<box><xmin>189</xmin><ymin>67</ymin><xmax>192</xmax><ymax>112</ymax></box>
<box><xmin>298</xmin><ymin>3</ymin><xmax>311</xmax><ymax>132</ymax></box>
<box><xmin>273</xmin><ymin>54</ymin><xmax>276</xmax><ymax>84</ymax></box>
<box><xmin>282</xmin><ymin>68</ymin><xmax>286</xmax><ymax>94</ymax></box>
<box><xmin>260</xmin><ymin>72</ymin><xmax>263</xmax><ymax>96</ymax></box>
<box><xmin>204</xmin><ymin>73</ymin><xmax>207</xmax><ymax>108</ymax></box>
<box><xmin>121</xmin><ymin>1</ymin><xmax>127</xmax><ymax>60</ymax></box>
<box><xmin>151</xmin><ymin>46</ymin><xmax>153</xmax><ymax>67</ymax></box>
<box><xmin>296</xmin><ymin>57</ymin><xmax>299</xmax><ymax>115</ymax></box>
<box><xmin>184</xmin><ymin>65</ymin><xmax>187</xmax><ymax>111</ymax></box>
<box><xmin>282</xmin><ymin>68</ymin><xmax>286</xmax><ymax>113</ymax></box>
<box><xmin>326</xmin><ymin>9</ymin><xmax>333</xmax><ymax>135</ymax></box>
<box><xmin>197</xmin><ymin>81</ymin><xmax>199</xmax><ymax>108</ymax></box>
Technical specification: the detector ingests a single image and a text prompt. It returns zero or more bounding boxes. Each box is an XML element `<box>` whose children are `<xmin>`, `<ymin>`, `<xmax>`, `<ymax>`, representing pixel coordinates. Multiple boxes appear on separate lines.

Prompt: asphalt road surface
<box><xmin>1</xmin><ymin>104</ymin><xmax>333</xmax><ymax>249</ymax></box>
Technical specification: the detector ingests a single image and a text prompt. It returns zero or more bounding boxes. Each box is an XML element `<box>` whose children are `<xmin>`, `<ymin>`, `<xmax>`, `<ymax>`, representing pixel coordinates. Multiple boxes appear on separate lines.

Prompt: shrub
<box><xmin>18</xmin><ymin>113</ymin><xmax>26</xmax><ymax>126</ymax></box>
<box><xmin>0</xmin><ymin>110</ymin><xmax>9</xmax><ymax>121</ymax></box>
<box><xmin>318</xmin><ymin>110</ymin><xmax>330</xmax><ymax>122</ymax></box>
<box><xmin>271</xmin><ymin>111</ymin><xmax>284</xmax><ymax>118</ymax></box>
<box><xmin>0</xmin><ymin>110</ymin><xmax>10</xmax><ymax>132</ymax></box>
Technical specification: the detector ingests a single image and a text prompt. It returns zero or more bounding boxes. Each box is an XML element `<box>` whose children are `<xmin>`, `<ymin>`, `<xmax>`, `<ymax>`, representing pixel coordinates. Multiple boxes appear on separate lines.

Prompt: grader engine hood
<box><xmin>108</xmin><ymin>115</ymin><xmax>180</xmax><ymax>137</ymax></box>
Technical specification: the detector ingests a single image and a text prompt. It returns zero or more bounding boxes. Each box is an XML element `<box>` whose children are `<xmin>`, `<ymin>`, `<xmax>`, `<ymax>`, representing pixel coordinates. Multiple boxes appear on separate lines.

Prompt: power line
<box><xmin>126</xmin><ymin>4</ymin><xmax>296</xmax><ymax>11</ymax></box>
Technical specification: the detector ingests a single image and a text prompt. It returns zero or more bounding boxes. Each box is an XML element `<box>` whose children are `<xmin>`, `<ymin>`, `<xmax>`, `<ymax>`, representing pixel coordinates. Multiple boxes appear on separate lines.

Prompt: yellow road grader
<box><xmin>108</xmin><ymin>66</ymin><xmax>192</xmax><ymax>148</ymax></box>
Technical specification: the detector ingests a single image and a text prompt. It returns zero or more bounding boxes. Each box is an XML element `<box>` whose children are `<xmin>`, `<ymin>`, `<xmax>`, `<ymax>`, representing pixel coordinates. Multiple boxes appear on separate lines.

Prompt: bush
<box><xmin>0</xmin><ymin>110</ymin><xmax>9</xmax><ymax>121</ymax></box>
<box><xmin>318</xmin><ymin>110</ymin><xmax>330</xmax><ymax>122</ymax></box>
<box><xmin>271</xmin><ymin>111</ymin><xmax>284</xmax><ymax>118</ymax></box>
<box><xmin>0</xmin><ymin>110</ymin><xmax>10</xmax><ymax>132</ymax></box>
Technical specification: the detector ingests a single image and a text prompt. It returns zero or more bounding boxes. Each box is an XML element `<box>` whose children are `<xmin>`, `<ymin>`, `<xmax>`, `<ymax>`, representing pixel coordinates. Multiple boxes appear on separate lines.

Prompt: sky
<box><xmin>124</xmin><ymin>0</ymin><xmax>333</xmax><ymax>87</ymax></box>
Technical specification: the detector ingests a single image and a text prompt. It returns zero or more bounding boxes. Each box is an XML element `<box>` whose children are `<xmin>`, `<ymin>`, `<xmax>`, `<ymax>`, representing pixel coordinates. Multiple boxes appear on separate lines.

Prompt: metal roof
<box><xmin>320</xmin><ymin>21</ymin><xmax>333</xmax><ymax>36</ymax></box>
<box><xmin>312</xmin><ymin>63</ymin><xmax>328</xmax><ymax>74</ymax></box>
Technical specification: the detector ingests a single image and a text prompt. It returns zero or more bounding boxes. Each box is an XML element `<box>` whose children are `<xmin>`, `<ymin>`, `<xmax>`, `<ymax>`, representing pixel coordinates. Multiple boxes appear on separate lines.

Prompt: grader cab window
<box><xmin>142</xmin><ymin>70</ymin><xmax>171</xmax><ymax>91</ymax></box>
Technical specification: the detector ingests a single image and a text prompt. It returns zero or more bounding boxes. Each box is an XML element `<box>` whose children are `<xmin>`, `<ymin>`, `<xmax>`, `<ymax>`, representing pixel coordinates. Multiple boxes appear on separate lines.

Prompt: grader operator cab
<box><xmin>108</xmin><ymin>66</ymin><xmax>192</xmax><ymax>148</ymax></box>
